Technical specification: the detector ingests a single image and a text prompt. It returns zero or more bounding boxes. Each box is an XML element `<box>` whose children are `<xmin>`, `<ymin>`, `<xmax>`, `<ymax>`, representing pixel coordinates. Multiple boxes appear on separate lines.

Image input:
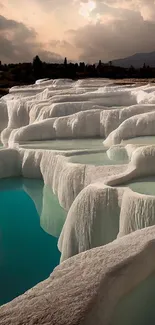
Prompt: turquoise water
<box><xmin>122</xmin><ymin>136</ymin><xmax>155</xmax><ymax>145</ymax></box>
<box><xmin>19</xmin><ymin>138</ymin><xmax>105</xmax><ymax>151</ymax></box>
<box><xmin>70</xmin><ymin>151</ymin><xmax>128</xmax><ymax>166</ymax></box>
<box><xmin>0</xmin><ymin>178</ymin><xmax>65</xmax><ymax>305</ymax></box>
<box><xmin>40</xmin><ymin>184</ymin><xmax>66</xmax><ymax>238</ymax></box>
<box><xmin>117</xmin><ymin>177</ymin><xmax>155</xmax><ymax>196</ymax></box>
<box><xmin>111</xmin><ymin>272</ymin><xmax>155</xmax><ymax>325</ymax></box>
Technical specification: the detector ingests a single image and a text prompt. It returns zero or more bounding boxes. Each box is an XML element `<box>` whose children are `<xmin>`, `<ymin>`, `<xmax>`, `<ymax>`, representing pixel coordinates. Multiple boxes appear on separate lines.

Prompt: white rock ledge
<box><xmin>1</xmin><ymin>226</ymin><xmax>155</xmax><ymax>325</ymax></box>
<box><xmin>1</xmin><ymin>80</ymin><xmax>155</xmax><ymax>322</ymax></box>
<box><xmin>1</xmin><ymin>146</ymin><xmax>155</xmax><ymax>264</ymax></box>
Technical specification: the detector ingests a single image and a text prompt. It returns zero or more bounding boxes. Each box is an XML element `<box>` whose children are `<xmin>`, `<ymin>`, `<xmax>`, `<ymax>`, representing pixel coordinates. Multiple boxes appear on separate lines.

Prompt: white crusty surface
<box><xmin>1</xmin><ymin>226</ymin><xmax>155</xmax><ymax>325</ymax></box>
<box><xmin>1</xmin><ymin>79</ymin><xmax>155</xmax><ymax>324</ymax></box>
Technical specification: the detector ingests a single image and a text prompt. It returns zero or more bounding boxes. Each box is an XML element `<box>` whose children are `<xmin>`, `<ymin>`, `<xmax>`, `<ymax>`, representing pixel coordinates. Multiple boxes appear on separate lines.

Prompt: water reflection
<box><xmin>40</xmin><ymin>185</ymin><xmax>66</xmax><ymax>238</ymax></box>
<box><xmin>0</xmin><ymin>177</ymin><xmax>66</xmax><ymax>239</ymax></box>
<box><xmin>0</xmin><ymin>177</ymin><xmax>62</xmax><ymax>305</ymax></box>
<box><xmin>23</xmin><ymin>178</ymin><xmax>44</xmax><ymax>217</ymax></box>
<box><xmin>23</xmin><ymin>179</ymin><xmax>66</xmax><ymax>238</ymax></box>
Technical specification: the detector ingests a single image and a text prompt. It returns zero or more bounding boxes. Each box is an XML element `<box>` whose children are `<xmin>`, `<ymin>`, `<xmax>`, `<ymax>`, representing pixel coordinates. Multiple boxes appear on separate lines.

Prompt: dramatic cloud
<box><xmin>92</xmin><ymin>0</ymin><xmax>155</xmax><ymax>21</ymax></box>
<box><xmin>71</xmin><ymin>10</ymin><xmax>155</xmax><ymax>62</ymax></box>
<box><xmin>34</xmin><ymin>0</ymin><xmax>73</xmax><ymax>11</ymax></box>
<box><xmin>0</xmin><ymin>15</ymin><xmax>63</xmax><ymax>63</ymax></box>
<box><xmin>1</xmin><ymin>0</ymin><xmax>155</xmax><ymax>63</ymax></box>
<box><xmin>49</xmin><ymin>39</ymin><xmax>77</xmax><ymax>60</ymax></box>
<box><xmin>38</xmin><ymin>50</ymin><xmax>63</xmax><ymax>62</ymax></box>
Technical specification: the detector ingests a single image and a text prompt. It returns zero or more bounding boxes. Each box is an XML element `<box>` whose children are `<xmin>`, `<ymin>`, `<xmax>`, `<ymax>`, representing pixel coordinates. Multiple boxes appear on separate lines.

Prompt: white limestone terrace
<box><xmin>1</xmin><ymin>79</ymin><xmax>155</xmax><ymax>323</ymax></box>
<box><xmin>0</xmin><ymin>145</ymin><xmax>155</xmax><ymax>255</ymax></box>
<box><xmin>0</xmin><ymin>147</ymin><xmax>155</xmax><ymax>324</ymax></box>
<box><xmin>1</xmin><ymin>81</ymin><xmax>155</xmax><ymax>147</ymax></box>
<box><xmin>1</xmin><ymin>226</ymin><xmax>155</xmax><ymax>325</ymax></box>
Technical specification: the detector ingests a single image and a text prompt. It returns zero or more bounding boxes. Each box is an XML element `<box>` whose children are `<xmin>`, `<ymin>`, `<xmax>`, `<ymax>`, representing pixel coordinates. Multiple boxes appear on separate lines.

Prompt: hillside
<box><xmin>112</xmin><ymin>51</ymin><xmax>155</xmax><ymax>68</ymax></box>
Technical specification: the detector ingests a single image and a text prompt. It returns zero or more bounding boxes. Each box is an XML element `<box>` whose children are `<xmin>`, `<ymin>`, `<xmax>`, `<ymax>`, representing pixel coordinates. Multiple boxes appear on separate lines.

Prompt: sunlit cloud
<box><xmin>79</xmin><ymin>1</ymin><xmax>96</xmax><ymax>18</ymax></box>
<box><xmin>0</xmin><ymin>14</ymin><xmax>64</xmax><ymax>63</ymax></box>
<box><xmin>1</xmin><ymin>0</ymin><xmax>155</xmax><ymax>63</ymax></box>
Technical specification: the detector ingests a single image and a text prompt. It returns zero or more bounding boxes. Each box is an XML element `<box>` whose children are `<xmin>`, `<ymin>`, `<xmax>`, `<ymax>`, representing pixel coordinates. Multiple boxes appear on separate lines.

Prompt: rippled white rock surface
<box><xmin>1</xmin><ymin>78</ymin><xmax>155</xmax><ymax>323</ymax></box>
<box><xmin>1</xmin><ymin>226</ymin><xmax>155</xmax><ymax>325</ymax></box>
<box><xmin>2</xmin><ymin>79</ymin><xmax>155</xmax><ymax>146</ymax></box>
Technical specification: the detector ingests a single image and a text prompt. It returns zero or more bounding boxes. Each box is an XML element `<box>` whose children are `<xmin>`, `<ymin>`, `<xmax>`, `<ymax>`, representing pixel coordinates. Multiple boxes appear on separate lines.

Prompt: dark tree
<box><xmin>33</xmin><ymin>55</ymin><xmax>43</xmax><ymax>79</ymax></box>
<box><xmin>64</xmin><ymin>57</ymin><xmax>67</xmax><ymax>66</ymax></box>
<box><xmin>79</xmin><ymin>62</ymin><xmax>85</xmax><ymax>72</ymax></box>
<box><xmin>143</xmin><ymin>63</ymin><xmax>146</xmax><ymax>69</ymax></box>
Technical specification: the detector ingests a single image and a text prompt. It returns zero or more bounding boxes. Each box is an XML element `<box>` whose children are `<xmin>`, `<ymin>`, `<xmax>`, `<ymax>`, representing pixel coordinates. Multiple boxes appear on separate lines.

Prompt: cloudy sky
<box><xmin>1</xmin><ymin>0</ymin><xmax>155</xmax><ymax>63</ymax></box>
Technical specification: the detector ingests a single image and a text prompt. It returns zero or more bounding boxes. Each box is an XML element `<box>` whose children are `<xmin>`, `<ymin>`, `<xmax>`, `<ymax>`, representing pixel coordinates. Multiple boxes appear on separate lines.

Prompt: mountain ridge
<box><xmin>111</xmin><ymin>51</ymin><xmax>155</xmax><ymax>68</ymax></box>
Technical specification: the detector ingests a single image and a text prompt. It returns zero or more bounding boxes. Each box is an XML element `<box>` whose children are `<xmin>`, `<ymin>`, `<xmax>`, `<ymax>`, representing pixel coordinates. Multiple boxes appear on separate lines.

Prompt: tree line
<box><xmin>0</xmin><ymin>56</ymin><xmax>155</xmax><ymax>90</ymax></box>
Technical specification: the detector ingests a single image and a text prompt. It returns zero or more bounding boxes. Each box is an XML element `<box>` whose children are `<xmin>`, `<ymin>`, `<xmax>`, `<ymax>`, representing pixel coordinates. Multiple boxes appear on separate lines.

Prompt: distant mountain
<box><xmin>112</xmin><ymin>51</ymin><xmax>155</xmax><ymax>68</ymax></box>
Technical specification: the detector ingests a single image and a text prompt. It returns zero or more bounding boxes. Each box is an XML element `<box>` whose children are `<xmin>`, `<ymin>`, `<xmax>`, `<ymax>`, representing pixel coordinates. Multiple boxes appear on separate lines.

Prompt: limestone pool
<box><xmin>117</xmin><ymin>176</ymin><xmax>155</xmax><ymax>196</ymax></box>
<box><xmin>70</xmin><ymin>151</ymin><xmax>129</xmax><ymax>166</ymax></box>
<box><xmin>0</xmin><ymin>177</ymin><xmax>65</xmax><ymax>306</ymax></box>
<box><xmin>19</xmin><ymin>139</ymin><xmax>129</xmax><ymax>165</ymax></box>
<box><xmin>19</xmin><ymin>138</ymin><xmax>105</xmax><ymax>151</ymax></box>
<box><xmin>122</xmin><ymin>136</ymin><xmax>155</xmax><ymax>145</ymax></box>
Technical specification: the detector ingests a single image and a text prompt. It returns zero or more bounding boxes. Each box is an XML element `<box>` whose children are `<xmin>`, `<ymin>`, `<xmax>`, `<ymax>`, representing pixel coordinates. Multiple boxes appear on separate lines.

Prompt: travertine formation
<box><xmin>1</xmin><ymin>78</ymin><xmax>155</xmax><ymax>324</ymax></box>
<box><xmin>1</xmin><ymin>226</ymin><xmax>155</xmax><ymax>325</ymax></box>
